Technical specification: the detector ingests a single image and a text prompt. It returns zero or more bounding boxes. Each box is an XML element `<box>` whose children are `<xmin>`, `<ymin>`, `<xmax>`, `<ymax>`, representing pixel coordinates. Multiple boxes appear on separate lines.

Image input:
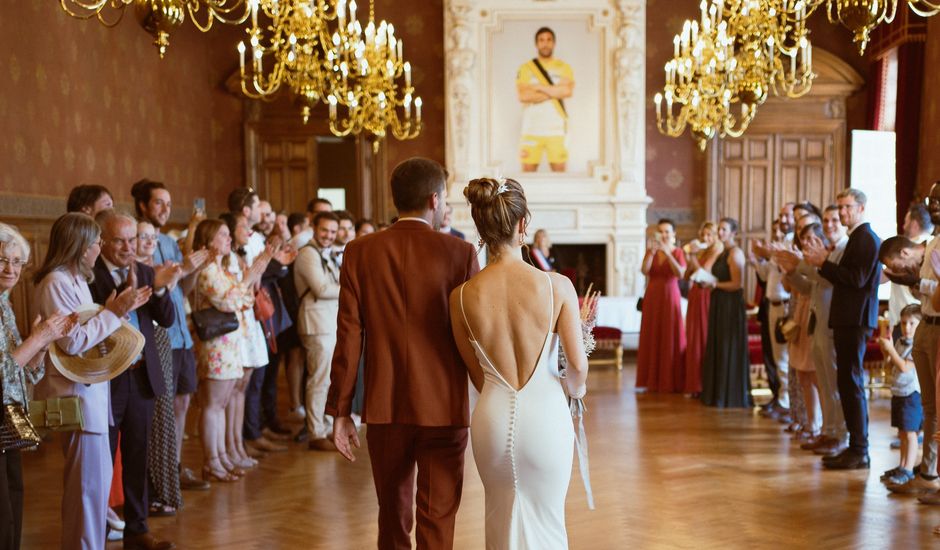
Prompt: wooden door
<box><xmin>710</xmin><ymin>131</ymin><xmax>838</xmax><ymax>301</ymax></box>
<box><xmin>255</xmin><ymin>137</ymin><xmax>318</xmax><ymax>214</ymax></box>
<box><xmin>776</xmin><ymin>134</ymin><xmax>833</xmax><ymax>211</ymax></box>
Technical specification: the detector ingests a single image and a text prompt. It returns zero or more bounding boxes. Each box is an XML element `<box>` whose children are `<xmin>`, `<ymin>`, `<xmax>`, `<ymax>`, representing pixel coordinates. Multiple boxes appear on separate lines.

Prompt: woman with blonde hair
<box><xmin>683</xmin><ymin>221</ymin><xmax>722</xmax><ymax>397</ymax></box>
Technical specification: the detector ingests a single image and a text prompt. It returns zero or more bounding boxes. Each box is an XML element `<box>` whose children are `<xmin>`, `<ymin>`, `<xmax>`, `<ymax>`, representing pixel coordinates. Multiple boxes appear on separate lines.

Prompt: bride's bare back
<box><xmin>450</xmin><ymin>259</ymin><xmax>585</xmax><ymax>392</ymax></box>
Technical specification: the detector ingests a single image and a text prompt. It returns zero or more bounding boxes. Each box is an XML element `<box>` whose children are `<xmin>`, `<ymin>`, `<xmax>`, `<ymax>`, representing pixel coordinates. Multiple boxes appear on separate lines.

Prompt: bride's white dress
<box><xmin>460</xmin><ymin>274</ymin><xmax>574</xmax><ymax>550</ymax></box>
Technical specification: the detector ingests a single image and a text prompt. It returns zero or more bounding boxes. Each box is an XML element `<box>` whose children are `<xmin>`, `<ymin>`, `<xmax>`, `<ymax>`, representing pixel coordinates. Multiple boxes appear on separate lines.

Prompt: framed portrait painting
<box><xmin>489</xmin><ymin>17</ymin><xmax>602</xmax><ymax>178</ymax></box>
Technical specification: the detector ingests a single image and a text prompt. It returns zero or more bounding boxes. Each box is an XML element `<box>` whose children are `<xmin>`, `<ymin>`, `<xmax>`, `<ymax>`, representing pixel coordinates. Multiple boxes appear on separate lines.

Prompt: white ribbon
<box><xmin>569</xmin><ymin>396</ymin><xmax>594</xmax><ymax>510</ymax></box>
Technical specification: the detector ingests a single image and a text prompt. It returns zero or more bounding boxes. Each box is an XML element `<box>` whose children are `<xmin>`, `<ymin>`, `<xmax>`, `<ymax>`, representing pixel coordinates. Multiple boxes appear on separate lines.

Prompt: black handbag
<box><xmin>191</xmin><ymin>307</ymin><xmax>239</xmax><ymax>341</ymax></box>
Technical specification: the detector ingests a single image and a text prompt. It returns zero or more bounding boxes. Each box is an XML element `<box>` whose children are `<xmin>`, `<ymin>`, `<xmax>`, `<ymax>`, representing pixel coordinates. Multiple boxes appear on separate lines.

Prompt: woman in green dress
<box><xmin>700</xmin><ymin>218</ymin><xmax>752</xmax><ymax>408</ymax></box>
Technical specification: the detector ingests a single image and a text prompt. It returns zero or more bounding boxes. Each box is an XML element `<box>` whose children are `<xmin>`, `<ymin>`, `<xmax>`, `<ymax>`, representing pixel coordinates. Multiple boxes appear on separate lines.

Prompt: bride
<box><xmin>449</xmin><ymin>177</ymin><xmax>589</xmax><ymax>549</ymax></box>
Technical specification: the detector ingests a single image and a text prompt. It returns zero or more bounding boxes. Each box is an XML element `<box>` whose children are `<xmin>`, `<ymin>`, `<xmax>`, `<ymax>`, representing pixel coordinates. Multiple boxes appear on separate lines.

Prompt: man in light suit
<box><xmin>90</xmin><ymin>213</ymin><xmax>179</xmax><ymax>550</ymax></box>
<box><xmin>327</xmin><ymin>158</ymin><xmax>480</xmax><ymax>549</ymax></box>
<box><xmin>803</xmin><ymin>188</ymin><xmax>882</xmax><ymax>470</ymax></box>
<box><xmin>295</xmin><ymin>211</ymin><xmax>342</xmax><ymax>451</ymax></box>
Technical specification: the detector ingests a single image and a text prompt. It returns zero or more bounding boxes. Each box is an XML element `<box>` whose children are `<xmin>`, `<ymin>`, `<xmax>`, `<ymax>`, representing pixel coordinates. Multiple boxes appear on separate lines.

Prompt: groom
<box><xmin>326</xmin><ymin>157</ymin><xmax>480</xmax><ymax>549</ymax></box>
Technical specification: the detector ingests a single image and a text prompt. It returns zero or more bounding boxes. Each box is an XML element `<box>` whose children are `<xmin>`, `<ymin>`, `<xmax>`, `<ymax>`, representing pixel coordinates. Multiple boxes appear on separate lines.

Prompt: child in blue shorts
<box><xmin>877</xmin><ymin>304</ymin><xmax>923</xmax><ymax>486</ymax></box>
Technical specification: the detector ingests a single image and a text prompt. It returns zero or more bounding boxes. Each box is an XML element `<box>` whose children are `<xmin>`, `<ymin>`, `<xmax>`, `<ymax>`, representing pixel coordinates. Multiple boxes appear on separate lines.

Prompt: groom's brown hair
<box><xmin>390</xmin><ymin>157</ymin><xmax>447</xmax><ymax>212</ymax></box>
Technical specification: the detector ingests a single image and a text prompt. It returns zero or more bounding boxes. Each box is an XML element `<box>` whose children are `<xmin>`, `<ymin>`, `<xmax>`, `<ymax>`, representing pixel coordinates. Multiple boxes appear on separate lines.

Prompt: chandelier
<box><xmin>323</xmin><ymin>0</ymin><xmax>421</xmax><ymax>143</ymax></box>
<box><xmin>653</xmin><ymin>0</ymin><xmax>818</xmax><ymax>149</ymax></box>
<box><xmin>726</xmin><ymin>0</ymin><xmax>814</xmax><ymax>99</ymax></box>
<box><xmin>237</xmin><ymin>0</ymin><xmax>335</xmax><ymax>123</ymax></box>
<box><xmin>653</xmin><ymin>1</ymin><xmax>756</xmax><ymax>150</ymax></box>
<box><xmin>235</xmin><ymin>0</ymin><xmax>421</xmax><ymax>143</ymax></box>
<box><xmin>770</xmin><ymin>0</ymin><xmax>940</xmax><ymax>55</ymax></box>
<box><xmin>59</xmin><ymin>0</ymin><xmax>251</xmax><ymax>58</ymax></box>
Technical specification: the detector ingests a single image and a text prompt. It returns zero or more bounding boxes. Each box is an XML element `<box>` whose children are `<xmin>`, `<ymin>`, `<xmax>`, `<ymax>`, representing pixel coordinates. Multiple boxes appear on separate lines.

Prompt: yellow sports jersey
<box><xmin>516</xmin><ymin>58</ymin><xmax>574</xmax><ymax>137</ymax></box>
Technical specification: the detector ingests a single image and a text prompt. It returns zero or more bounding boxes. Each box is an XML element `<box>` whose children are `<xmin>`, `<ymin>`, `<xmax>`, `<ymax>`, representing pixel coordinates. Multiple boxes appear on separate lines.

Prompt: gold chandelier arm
<box><xmin>60</xmin><ymin>0</ymin><xmax>131</xmax><ymax>27</ymax></box>
<box><xmin>186</xmin><ymin>0</ymin><xmax>252</xmax><ymax>32</ymax></box>
<box><xmin>909</xmin><ymin>0</ymin><xmax>940</xmax><ymax>16</ymax></box>
<box><xmin>884</xmin><ymin>0</ymin><xmax>900</xmax><ymax>24</ymax></box>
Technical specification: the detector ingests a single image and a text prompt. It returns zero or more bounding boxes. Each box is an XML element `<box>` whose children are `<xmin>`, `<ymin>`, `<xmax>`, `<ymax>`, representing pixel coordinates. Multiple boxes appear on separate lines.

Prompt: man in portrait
<box><xmin>516</xmin><ymin>26</ymin><xmax>575</xmax><ymax>173</ymax></box>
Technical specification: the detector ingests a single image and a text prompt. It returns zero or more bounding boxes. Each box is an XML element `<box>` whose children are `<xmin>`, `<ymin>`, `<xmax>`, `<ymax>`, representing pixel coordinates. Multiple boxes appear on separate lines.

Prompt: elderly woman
<box><xmin>32</xmin><ymin>213</ymin><xmax>148</xmax><ymax>550</ymax></box>
<box><xmin>0</xmin><ymin>223</ymin><xmax>73</xmax><ymax>549</ymax></box>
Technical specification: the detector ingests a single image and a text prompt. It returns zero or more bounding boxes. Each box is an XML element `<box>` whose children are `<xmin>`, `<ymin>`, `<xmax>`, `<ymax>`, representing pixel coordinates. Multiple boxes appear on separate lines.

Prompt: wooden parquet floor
<box><xmin>20</xmin><ymin>364</ymin><xmax>940</xmax><ymax>549</ymax></box>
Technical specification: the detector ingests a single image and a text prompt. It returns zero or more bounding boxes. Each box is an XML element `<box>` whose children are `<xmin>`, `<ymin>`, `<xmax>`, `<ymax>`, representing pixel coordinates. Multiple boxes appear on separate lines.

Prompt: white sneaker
<box><xmin>106</xmin><ymin>509</ymin><xmax>125</xmax><ymax>531</ymax></box>
<box><xmin>107</xmin><ymin>528</ymin><xmax>123</xmax><ymax>542</ymax></box>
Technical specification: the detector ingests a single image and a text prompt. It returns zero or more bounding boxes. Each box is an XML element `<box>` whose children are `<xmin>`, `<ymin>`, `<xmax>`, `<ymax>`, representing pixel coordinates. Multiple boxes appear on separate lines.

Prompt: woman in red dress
<box><xmin>636</xmin><ymin>218</ymin><xmax>687</xmax><ymax>392</ymax></box>
<box><xmin>683</xmin><ymin>222</ymin><xmax>723</xmax><ymax>397</ymax></box>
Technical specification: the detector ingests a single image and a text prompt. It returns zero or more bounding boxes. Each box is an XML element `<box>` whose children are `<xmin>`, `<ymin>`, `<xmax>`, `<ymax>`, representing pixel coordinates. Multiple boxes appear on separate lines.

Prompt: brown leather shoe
<box><xmin>248</xmin><ymin>436</ymin><xmax>288</xmax><ymax>453</ymax></box>
<box><xmin>308</xmin><ymin>438</ymin><xmax>337</xmax><ymax>451</ymax></box>
<box><xmin>813</xmin><ymin>441</ymin><xmax>848</xmax><ymax>457</ymax></box>
<box><xmin>123</xmin><ymin>533</ymin><xmax>175</xmax><ymax>550</ymax></box>
<box><xmin>179</xmin><ymin>466</ymin><xmax>210</xmax><ymax>491</ymax></box>
<box><xmin>801</xmin><ymin>435</ymin><xmax>834</xmax><ymax>451</ymax></box>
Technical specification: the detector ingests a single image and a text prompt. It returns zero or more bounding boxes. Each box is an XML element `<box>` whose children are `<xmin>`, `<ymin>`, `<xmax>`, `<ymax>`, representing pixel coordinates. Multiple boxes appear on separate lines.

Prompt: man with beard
<box><xmin>332</xmin><ymin>210</ymin><xmax>355</xmax><ymax>268</ymax></box>
<box><xmin>256</xmin><ymin>200</ymin><xmax>277</xmax><ymax>237</ymax></box>
<box><xmin>516</xmin><ymin>27</ymin><xmax>574</xmax><ymax>172</ymax></box>
<box><xmin>889</xmin><ymin>182</ymin><xmax>940</xmax><ymax>498</ymax></box>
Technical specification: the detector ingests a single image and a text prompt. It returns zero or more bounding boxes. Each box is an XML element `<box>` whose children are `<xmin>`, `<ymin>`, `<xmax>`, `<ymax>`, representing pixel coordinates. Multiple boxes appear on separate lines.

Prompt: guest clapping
<box><xmin>636</xmin><ymin>219</ymin><xmax>686</xmax><ymax>393</ymax></box>
<box><xmin>33</xmin><ymin>213</ymin><xmax>152</xmax><ymax>549</ymax></box>
<box><xmin>700</xmin><ymin>218</ymin><xmax>751</xmax><ymax>408</ymax></box>
<box><xmin>0</xmin><ymin>223</ymin><xmax>74</xmax><ymax>550</ymax></box>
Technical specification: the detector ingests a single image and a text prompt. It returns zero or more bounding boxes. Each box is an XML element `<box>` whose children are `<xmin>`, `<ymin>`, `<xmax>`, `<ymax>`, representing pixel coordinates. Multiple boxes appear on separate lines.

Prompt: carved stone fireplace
<box><xmin>444</xmin><ymin>0</ymin><xmax>649</xmax><ymax>318</ymax></box>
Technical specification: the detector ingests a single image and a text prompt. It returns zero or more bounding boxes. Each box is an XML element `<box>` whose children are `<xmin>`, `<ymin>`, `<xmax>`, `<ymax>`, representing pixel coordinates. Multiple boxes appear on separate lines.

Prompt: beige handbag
<box><xmin>28</xmin><ymin>396</ymin><xmax>84</xmax><ymax>434</ymax></box>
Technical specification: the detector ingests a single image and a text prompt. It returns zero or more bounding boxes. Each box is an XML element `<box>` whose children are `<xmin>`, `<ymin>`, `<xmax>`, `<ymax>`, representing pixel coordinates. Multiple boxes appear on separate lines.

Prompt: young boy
<box><xmin>877</xmin><ymin>304</ymin><xmax>923</xmax><ymax>486</ymax></box>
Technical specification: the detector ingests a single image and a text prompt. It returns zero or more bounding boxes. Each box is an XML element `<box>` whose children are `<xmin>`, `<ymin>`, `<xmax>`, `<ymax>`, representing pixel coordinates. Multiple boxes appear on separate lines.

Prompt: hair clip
<box><xmin>496</xmin><ymin>183</ymin><xmax>510</xmax><ymax>195</ymax></box>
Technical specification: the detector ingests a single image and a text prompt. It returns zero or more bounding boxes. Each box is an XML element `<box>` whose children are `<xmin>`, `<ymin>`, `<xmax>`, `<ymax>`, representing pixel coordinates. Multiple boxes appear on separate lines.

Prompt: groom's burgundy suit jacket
<box><xmin>326</xmin><ymin>219</ymin><xmax>480</xmax><ymax>426</ymax></box>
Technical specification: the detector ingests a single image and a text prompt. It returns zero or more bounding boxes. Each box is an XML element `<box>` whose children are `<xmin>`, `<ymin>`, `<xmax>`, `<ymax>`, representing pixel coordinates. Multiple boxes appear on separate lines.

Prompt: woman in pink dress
<box><xmin>637</xmin><ymin>219</ymin><xmax>687</xmax><ymax>392</ymax></box>
<box><xmin>683</xmin><ymin>222</ymin><xmax>723</xmax><ymax>397</ymax></box>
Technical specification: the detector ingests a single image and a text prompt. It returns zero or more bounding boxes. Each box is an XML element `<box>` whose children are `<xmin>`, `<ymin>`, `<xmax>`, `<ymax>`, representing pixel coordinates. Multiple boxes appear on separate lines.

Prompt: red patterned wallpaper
<box><xmin>374</xmin><ymin>0</ymin><xmax>446</xmax><ymax>171</ymax></box>
<box><xmin>0</xmin><ymin>3</ymin><xmax>244</xmax><ymax>215</ymax></box>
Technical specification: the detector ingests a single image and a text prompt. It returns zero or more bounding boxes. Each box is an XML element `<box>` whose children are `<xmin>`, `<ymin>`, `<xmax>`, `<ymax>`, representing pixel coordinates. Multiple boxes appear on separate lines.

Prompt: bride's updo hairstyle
<box><xmin>464</xmin><ymin>177</ymin><xmax>530</xmax><ymax>251</ymax></box>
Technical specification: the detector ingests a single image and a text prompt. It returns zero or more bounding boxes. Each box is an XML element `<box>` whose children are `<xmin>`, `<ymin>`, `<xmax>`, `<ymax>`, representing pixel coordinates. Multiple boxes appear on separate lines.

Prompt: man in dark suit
<box><xmin>327</xmin><ymin>158</ymin><xmax>479</xmax><ymax>549</ymax></box>
<box><xmin>90</xmin><ymin>213</ymin><xmax>178</xmax><ymax>550</ymax></box>
<box><xmin>803</xmin><ymin>188</ymin><xmax>882</xmax><ymax>470</ymax></box>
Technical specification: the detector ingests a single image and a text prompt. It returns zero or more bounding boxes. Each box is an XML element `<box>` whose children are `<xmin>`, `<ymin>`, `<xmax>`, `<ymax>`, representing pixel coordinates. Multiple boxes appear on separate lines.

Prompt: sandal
<box><xmin>220</xmin><ymin>453</ymin><xmax>246</xmax><ymax>477</ymax></box>
<box><xmin>203</xmin><ymin>456</ymin><xmax>239</xmax><ymax>482</ymax></box>
<box><xmin>148</xmin><ymin>501</ymin><xmax>177</xmax><ymax>517</ymax></box>
<box><xmin>202</xmin><ymin>465</ymin><xmax>238</xmax><ymax>482</ymax></box>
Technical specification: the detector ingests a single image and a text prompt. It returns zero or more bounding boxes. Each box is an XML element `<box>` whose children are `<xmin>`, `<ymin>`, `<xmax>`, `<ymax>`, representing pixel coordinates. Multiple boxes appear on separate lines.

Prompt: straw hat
<box><xmin>48</xmin><ymin>304</ymin><xmax>145</xmax><ymax>384</ymax></box>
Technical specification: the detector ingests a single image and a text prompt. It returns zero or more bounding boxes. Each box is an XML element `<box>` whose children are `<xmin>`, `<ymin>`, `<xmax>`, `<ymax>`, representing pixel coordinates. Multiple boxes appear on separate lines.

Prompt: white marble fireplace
<box><xmin>444</xmin><ymin>0</ymin><xmax>648</xmax><ymax>337</ymax></box>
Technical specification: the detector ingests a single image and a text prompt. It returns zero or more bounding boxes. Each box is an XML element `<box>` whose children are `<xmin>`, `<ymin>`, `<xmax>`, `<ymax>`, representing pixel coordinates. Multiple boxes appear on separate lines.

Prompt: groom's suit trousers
<box><xmin>366</xmin><ymin>424</ymin><xmax>469</xmax><ymax>550</ymax></box>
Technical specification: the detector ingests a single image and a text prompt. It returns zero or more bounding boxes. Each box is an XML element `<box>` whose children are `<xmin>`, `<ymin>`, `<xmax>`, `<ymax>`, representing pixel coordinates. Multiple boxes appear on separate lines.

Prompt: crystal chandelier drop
<box><xmin>59</xmin><ymin>0</ymin><xmax>250</xmax><ymax>58</ymax></box>
<box><xmin>323</xmin><ymin>0</ymin><xmax>422</xmax><ymax>143</ymax></box>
